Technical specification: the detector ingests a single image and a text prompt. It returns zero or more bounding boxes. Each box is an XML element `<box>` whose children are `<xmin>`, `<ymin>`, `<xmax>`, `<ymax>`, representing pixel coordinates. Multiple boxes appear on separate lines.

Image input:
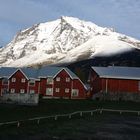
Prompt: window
<box><xmin>65</xmin><ymin>88</ymin><xmax>69</xmax><ymax>93</ymax></box>
<box><xmin>20</xmin><ymin>89</ymin><xmax>25</xmax><ymax>93</ymax></box>
<box><xmin>66</xmin><ymin>77</ymin><xmax>70</xmax><ymax>82</ymax></box>
<box><xmin>2</xmin><ymin>88</ymin><xmax>8</xmax><ymax>94</ymax></box>
<box><xmin>56</xmin><ymin>77</ymin><xmax>60</xmax><ymax>82</ymax></box>
<box><xmin>55</xmin><ymin>88</ymin><xmax>60</xmax><ymax>93</ymax></box>
<box><xmin>2</xmin><ymin>78</ymin><xmax>8</xmax><ymax>85</ymax></box>
<box><xmin>47</xmin><ymin>77</ymin><xmax>53</xmax><ymax>84</ymax></box>
<box><xmin>46</xmin><ymin>88</ymin><xmax>53</xmax><ymax>95</ymax></box>
<box><xmin>29</xmin><ymin>90</ymin><xmax>35</xmax><ymax>94</ymax></box>
<box><xmin>29</xmin><ymin>80</ymin><xmax>35</xmax><ymax>86</ymax></box>
<box><xmin>72</xmin><ymin>89</ymin><xmax>79</xmax><ymax>96</ymax></box>
<box><xmin>21</xmin><ymin>78</ymin><xmax>26</xmax><ymax>83</ymax></box>
<box><xmin>11</xmin><ymin>89</ymin><xmax>15</xmax><ymax>93</ymax></box>
<box><xmin>11</xmin><ymin>78</ymin><xmax>16</xmax><ymax>82</ymax></box>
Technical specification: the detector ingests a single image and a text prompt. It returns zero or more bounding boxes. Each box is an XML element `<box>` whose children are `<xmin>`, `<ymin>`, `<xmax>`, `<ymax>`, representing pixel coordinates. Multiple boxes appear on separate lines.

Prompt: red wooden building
<box><xmin>0</xmin><ymin>67</ymin><xmax>87</xmax><ymax>99</ymax></box>
<box><xmin>90</xmin><ymin>66</ymin><xmax>140</xmax><ymax>101</ymax></box>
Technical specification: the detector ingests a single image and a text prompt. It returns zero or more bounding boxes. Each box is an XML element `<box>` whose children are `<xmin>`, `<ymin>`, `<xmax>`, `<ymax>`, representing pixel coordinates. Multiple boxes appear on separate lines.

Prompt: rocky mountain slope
<box><xmin>0</xmin><ymin>16</ymin><xmax>140</xmax><ymax>67</ymax></box>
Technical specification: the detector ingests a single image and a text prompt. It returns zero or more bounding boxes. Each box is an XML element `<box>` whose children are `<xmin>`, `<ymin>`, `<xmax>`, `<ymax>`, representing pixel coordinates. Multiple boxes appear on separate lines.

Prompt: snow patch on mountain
<box><xmin>0</xmin><ymin>16</ymin><xmax>139</xmax><ymax>67</ymax></box>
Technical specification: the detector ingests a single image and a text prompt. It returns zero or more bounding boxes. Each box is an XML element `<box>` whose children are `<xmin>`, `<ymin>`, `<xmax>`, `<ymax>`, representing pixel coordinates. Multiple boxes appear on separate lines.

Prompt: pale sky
<box><xmin>0</xmin><ymin>0</ymin><xmax>140</xmax><ymax>46</ymax></box>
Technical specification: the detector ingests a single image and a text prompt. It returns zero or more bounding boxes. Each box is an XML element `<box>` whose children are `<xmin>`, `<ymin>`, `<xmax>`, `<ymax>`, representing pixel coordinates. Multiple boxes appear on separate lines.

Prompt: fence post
<box><xmin>91</xmin><ymin>111</ymin><xmax>93</xmax><ymax>116</ymax></box>
<box><xmin>120</xmin><ymin>111</ymin><xmax>122</xmax><ymax>114</ymax></box>
<box><xmin>17</xmin><ymin>121</ymin><xmax>20</xmax><ymax>128</ymax></box>
<box><xmin>55</xmin><ymin>116</ymin><xmax>57</xmax><ymax>120</ymax></box>
<box><xmin>69</xmin><ymin>114</ymin><xmax>71</xmax><ymax>119</ymax></box>
<box><xmin>138</xmin><ymin>112</ymin><xmax>140</xmax><ymax>116</ymax></box>
<box><xmin>80</xmin><ymin>112</ymin><xmax>82</xmax><ymax>117</ymax></box>
<box><xmin>100</xmin><ymin>109</ymin><xmax>102</xmax><ymax>114</ymax></box>
<box><xmin>37</xmin><ymin>119</ymin><xmax>40</xmax><ymax>124</ymax></box>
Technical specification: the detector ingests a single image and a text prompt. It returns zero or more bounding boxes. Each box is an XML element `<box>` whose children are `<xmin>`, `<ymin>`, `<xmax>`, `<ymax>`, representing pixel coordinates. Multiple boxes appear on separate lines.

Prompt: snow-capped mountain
<box><xmin>0</xmin><ymin>16</ymin><xmax>140</xmax><ymax>67</ymax></box>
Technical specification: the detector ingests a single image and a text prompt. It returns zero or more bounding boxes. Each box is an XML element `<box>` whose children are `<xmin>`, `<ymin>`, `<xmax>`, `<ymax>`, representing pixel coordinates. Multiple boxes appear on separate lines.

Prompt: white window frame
<box><xmin>11</xmin><ymin>88</ymin><xmax>15</xmax><ymax>93</ymax></box>
<box><xmin>56</xmin><ymin>77</ymin><xmax>60</xmax><ymax>82</ymax></box>
<box><xmin>29</xmin><ymin>80</ymin><xmax>35</xmax><ymax>86</ymax></box>
<box><xmin>47</xmin><ymin>77</ymin><xmax>53</xmax><ymax>84</ymax></box>
<box><xmin>11</xmin><ymin>78</ymin><xmax>16</xmax><ymax>82</ymax></box>
<box><xmin>2</xmin><ymin>78</ymin><xmax>8</xmax><ymax>85</ymax></box>
<box><xmin>29</xmin><ymin>90</ymin><xmax>35</xmax><ymax>94</ymax></box>
<box><xmin>46</xmin><ymin>88</ymin><xmax>53</xmax><ymax>95</ymax></box>
<box><xmin>65</xmin><ymin>88</ymin><xmax>69</xmax><ymax>93</ymax></box>
<box><xmin>66</xmin><ymin>77</ymin><xmax>70</xmax><ymax>82</ymax></box>
<box><xmin>72</xmin><ymin>89</ymin><xmax>79</xmax><ymax>97</ymax></box>
<box><xmin>20</xmin><ymin>89</ymin><xmax>25</xmax><ymax>93</ymax></box>
<box><xmin>21</xmin><ymin>78</ymin><xmax>26</xmax><ymax>83</ymax></box>
<box><xmin>55</xmin><ymin>88</ymin><xmax>60</xmax><ymax>93</ymax></box>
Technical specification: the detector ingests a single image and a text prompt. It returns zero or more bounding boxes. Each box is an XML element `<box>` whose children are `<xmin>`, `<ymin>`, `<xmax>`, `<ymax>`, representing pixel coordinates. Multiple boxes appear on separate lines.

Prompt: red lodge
<box><xmin>0</xmin><ymin>67</ymin><xmax>87</xmax><ymax>99</ymax></box>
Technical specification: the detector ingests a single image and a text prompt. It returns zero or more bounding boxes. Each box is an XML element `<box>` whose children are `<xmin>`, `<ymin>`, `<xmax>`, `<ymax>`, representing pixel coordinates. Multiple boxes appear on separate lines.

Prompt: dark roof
<box><xmin>38</xmin><ymin>67</ymin><xmax>63</xmax><ymax>77</ymax></box>
<box><xmin>0</xmin><ymin>67</ymin><xmax>17</xmax><ymax>78</ymax></box>
<box><xmin>92</xmin><ymin>66</ymin><xmax>140</xmax><ymax>80</ymax></box>
<box><xmin>21</xmin><ymin>68</ymin><xmax>39</xmax><ymax>79</ymax></box>
<box><xmin>0</xmin><ymin>66</ymin><xmax>79</xmax><ymax>79</ymax></box>
<box><xmin>64</xmin><ymin>68</ymin><xmax>78</xmax><ymax>78</ymax></box>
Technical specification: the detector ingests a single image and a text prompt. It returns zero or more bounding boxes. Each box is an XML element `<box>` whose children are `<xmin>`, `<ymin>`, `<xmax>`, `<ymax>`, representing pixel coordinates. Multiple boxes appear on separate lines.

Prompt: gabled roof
<box><xmin>0</xmin><ymin>67</ymin><xmax>17</xmax><ymax>78</ymax></box>
<box><xmin>38</xmin><ymin>66</ymin><xmax>63</xmax><ymax>78</ymax></box>
<box><xmin>21</xmin><ymin>68</ymin><xmax>39</xmax><ymax>79</ymax></box>
<box><xmin>0</xmin><ymin>66</ymin><xmax>79</xmax><ymax>79</ymax></box>
<box><xmin>92</xmin><ymin>66</ymin><xmax>140</xmax><ymax>80</ymax></box>
<box><xmin>0</xmin><ymin>67</ymin><xmax>38</xmax><ymax>79</ymax></box>
<box><xmin>64</xmin><ymin>68</ymin><xmax>78</xmax><ymax>79</ymax></box>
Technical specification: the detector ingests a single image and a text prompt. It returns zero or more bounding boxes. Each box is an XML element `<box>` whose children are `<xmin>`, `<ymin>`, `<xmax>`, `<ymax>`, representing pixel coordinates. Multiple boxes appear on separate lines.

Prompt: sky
<box><xmin>0</xmin><ymin>0</ymin><xmax>140</xmax><ymax>46</ymax></box>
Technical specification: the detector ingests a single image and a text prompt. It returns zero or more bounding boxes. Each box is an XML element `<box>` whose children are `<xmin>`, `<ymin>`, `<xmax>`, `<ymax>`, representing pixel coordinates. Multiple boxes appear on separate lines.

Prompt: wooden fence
<box><xmin>0</xmin><ymin>108</ymin><xmax>140</xmax><ymax>127</ymax></box>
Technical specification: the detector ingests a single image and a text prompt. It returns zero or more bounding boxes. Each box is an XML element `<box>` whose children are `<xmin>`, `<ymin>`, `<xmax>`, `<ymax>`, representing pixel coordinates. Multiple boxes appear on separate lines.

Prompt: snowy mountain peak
<box><xmin>0</xmin><ymin>16</ymin><xmax>140</xmax><ymax>67</ymax></box>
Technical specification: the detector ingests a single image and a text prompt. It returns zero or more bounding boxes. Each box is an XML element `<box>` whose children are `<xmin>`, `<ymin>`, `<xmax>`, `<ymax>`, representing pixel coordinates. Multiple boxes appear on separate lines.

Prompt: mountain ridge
<box><xmin>0</xmin><ymin>16</ymin><xmax>140</xmax><ymax>67</ymax></box>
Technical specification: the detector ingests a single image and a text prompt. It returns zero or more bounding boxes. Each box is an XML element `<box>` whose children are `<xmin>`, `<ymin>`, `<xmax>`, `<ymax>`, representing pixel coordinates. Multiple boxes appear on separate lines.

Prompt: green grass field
<box><xmin>0</xmin><ymin>99</ymin><xmax>140</xmax><ymax>140</ymax></box>
<box><xmin>0</xmin><ymin>99</ymin><xmax>140</xmax><ymax>122</ymax></box>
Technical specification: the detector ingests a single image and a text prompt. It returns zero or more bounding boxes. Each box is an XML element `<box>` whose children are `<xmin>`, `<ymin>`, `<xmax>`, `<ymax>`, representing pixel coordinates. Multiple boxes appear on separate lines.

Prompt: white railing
<box><xmin>0</xmin><ymin>108</ymin><xmax>139</xmax><ymax>127</ymax></box>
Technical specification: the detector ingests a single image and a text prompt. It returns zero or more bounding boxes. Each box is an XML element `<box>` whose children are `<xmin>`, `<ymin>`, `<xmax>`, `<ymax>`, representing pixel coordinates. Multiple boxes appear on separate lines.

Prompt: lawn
<box><xmin>0</xmin><ymin>99</ymin><xmax>140</xmax><ymax>140</ymax></box>
<box><xmin>0</xmin><ymin>99</ymin><xmax>140</xmax><ymax>122</ymax></box>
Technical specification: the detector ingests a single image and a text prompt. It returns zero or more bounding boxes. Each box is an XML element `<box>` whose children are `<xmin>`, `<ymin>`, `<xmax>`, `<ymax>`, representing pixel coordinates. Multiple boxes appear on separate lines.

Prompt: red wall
<box><xmin>72</xmin><ymin>79</ymin><xmax>87</xmax><ymax>99</ymax></box>
<box><xmin>53</xmin><ymin>69</ymin><xmax>72</xmax><ymax>98</ymax></box>
<box><xmin>0</xmin><ymin>78</ymin><xmax>9</xmax><ymax>95</ymax></box>
<box><xmin>40</xmin><ymin>78</ymin><xmax>46</xmax><ymax>96</ymax></box>
<box><xmin>90</xmin><ymin>69</ymin><xmax>102</xmax><ymax>96</ymax></box>
<box><xmin>9</xmin><ymin>70</ymin><xmax>28</xmax><ymax>93</ymax></box>
<box><xmin>101</xmin><ymin>78</ymin><xmax>140</xmax><ymax>93</ymax></box>
<box><xmin>40</xmin><ymin>78</ymin><xmax>53</xmax><ymax>96</ymax></box>
<box><xmin>28</xmin><ymin>80</ymin><xmax>40</xmax><ymax>94</ymax></box>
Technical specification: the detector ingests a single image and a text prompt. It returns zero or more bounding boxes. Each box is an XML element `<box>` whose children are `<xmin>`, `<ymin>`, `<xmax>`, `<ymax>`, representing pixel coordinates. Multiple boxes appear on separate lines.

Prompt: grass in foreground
<box><xmin>0</xmin><ymin>113</ymin><xmax>140</xmax><ymax>140</ymax></box>
<box><xmin>0</xmin><ymin>99</ymin><xmax>140</xmax><ymax>122</ymax></box>
<box><xmin>0</xmin><ymin>99</ymin><xmax>140</xmax><ymax>139</ymax></box>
